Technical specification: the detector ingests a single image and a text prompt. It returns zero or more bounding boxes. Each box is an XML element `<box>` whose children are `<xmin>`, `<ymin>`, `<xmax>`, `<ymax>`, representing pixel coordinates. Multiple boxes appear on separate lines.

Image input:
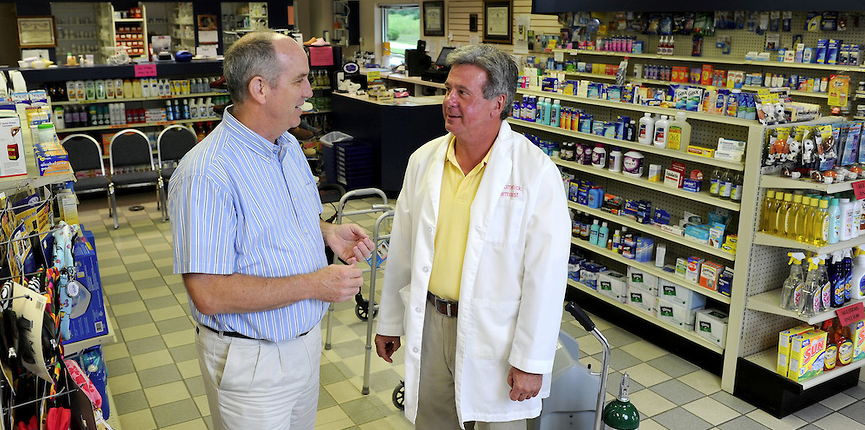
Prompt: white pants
<box><xmin>196</xmin><ymin>323</ymin><xmax>321</xmax><ymax>430</ymax></box>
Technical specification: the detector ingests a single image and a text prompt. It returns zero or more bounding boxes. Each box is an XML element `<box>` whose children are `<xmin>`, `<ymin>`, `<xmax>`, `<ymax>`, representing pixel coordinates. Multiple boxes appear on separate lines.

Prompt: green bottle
<box><xmin>603</xmin><ymin>372</ymin><xmax>640</xmax><ymax>430</ymax></box>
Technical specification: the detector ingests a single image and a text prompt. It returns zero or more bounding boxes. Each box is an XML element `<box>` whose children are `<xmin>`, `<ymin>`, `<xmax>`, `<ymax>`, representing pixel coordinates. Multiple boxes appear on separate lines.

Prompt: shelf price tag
<box><xmin>837</xmin><ymin>302</ymin><xmax>865</xmax><ymax>327</ymax></box>
<box><xmin>852</xmin><ymin>180</ymin><xmax>865</xmax><ymax>200</ymax></box>
<box><xmin>134</xmin><ymin>64</ymin><xmax>157</xmax><ymax>77</ymax></box>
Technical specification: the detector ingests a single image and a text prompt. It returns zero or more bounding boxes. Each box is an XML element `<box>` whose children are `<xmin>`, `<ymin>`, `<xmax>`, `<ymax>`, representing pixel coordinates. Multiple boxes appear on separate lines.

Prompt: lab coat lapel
<box><xmin>425</xmin><ymin>135</ymin><xmax>450</xmax><ymax>245</ymax></box>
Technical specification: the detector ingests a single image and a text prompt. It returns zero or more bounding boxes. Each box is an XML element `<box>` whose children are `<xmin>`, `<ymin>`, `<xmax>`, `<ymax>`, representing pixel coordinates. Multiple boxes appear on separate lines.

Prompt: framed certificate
<box><xmin>423</xmin><ymin>1</ymin><xmax>445</xmax><ymax>37</ymax></box>
<box><xmin>17</xmin><ymin>16</ymin><xmax>57</xmax><ymax>48</ymax></box>
<box><xmin>483</xmin><ymin>1</ymin><xmax>512</xmax><ymax>44</ymax></box>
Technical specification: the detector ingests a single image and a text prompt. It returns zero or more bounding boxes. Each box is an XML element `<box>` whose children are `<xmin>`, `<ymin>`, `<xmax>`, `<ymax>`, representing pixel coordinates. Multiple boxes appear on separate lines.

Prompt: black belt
<box><xmin>197</xmin><ymin>325</ymin><xmax>312</xmax><ymax>340</ymax></box>
<box><xmin>427</xmin><ymin>291</ymin><xmax>458</xmax><ymax>317</ymax></box>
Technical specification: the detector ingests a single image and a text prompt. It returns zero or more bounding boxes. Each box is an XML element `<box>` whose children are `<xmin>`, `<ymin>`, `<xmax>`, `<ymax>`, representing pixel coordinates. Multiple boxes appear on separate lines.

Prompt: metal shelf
<box><xmin>56</xmin><ymin>117</ymin><xmax>217</xmax><ymax>133</ymax></box>
<box><xmin>752</xmin><ymin>232</ymin><xmax>865</xmax><ymax>254</ymax></box>
<box><xmin>507</xmin><ymin>118</ymin><xmax>745</xmax><ymax>171</ymax></box>
<box><xmin>745</xmin><ymin>288</ymin><xmax>865</xmax><ymax>325</ymax></box>
<box><xmin>759</xmin><ymin>174</ymin><xmax>856</xmax><ymax>194</ymax></box>
<box><xmin>114</xmin><ymin>18</ymin><xmax>144</xmax><ymax>23</ymax></box>
<box><xmin>63</xmin><ymin>318</ymin><xmax>116</xmax><ymax>356</ymax></box>
<box><xmin>553</xmin><ymin>157</ymin><xmax>742</xmax><ymax>211</ymax></box>
<box><xmin>570</xmin><ymin>237</ymin><xmax>732</xmax><ymax>304</ymax></box>
<box><xmin>744</xmin><ymin>348</ymin><xmax>865</xmax><ymax>391</ymax></box>
<box><xmin>631</xmin><ymin>78</ymin><xmax>830</xmax><ymax>99</ymax></box>
<box><xmin>0</xmin><ymin>172</ymin><xmax>75</xmax><ymax>191</ymax></box>
<box><xmin>568</xmin><ymin>201</ymin><xmax>736</xmax><ymax>261</ymax></box>
<box><xmin>516</xmin><ymin>87</ymin><xmax>757</xmax><ymax>127</ymax></box>
<box><xmin>555</xmin><ymin>49</ymin><xmax>865</xmax><ymax>73</ymax></box>
<box><xmin>52</xmin><ymin>92</ymin><xmax>226</xmax><ymax>106</ymax></box>
<box><xmin>569</xmin><ymin>279</ymin><xmax>724</xmax><ymax>354</ymax></box>
<box><xmin>564</xmin><ymin>71</ymin><xmax>618</xmax><ymax>80</ymax></box>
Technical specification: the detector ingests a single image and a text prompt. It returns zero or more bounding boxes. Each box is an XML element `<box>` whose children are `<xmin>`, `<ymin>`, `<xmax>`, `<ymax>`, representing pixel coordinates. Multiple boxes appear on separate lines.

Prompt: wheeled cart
<box><xmin>534</xmin><ymin>301</ymin><xmax>611</xmax><ymax>430</ymax></box>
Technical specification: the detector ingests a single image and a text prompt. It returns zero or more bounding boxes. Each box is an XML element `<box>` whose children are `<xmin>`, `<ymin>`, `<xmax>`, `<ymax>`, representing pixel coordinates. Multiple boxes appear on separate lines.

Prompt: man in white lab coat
<box><xmin>375</xmin><ymin>44</ymin><xmax>570</xmax><ymax>429</ymax></box>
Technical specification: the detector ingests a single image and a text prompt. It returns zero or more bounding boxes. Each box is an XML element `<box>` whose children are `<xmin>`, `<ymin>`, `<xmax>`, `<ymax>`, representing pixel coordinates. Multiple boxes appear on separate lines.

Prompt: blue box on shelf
<box><xmin>69</xmin><ymin>233</ymin><xmax>109</xmax><ymax>345</ymax></box>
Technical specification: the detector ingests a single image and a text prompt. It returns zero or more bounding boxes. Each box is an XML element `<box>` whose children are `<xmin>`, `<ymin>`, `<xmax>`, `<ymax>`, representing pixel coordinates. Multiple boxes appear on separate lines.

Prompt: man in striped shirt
<box><xmin>169</xmin><ymin>31</ymin><xmax>374</xmax><ymax>429</ymax></box>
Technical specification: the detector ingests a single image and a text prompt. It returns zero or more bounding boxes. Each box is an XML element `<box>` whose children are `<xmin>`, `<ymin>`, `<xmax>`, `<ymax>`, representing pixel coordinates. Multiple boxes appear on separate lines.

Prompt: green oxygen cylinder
<box><xmin>602</xmin><ymin>372</ymin><xmax>640</xmax><ymax>430</ymax></box>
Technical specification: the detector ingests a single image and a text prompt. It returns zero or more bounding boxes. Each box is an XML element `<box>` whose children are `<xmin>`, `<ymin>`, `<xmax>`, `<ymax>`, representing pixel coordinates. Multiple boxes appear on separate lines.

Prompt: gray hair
<box><xmin>223</xmin><ymin>31</ymin><xmax>284</xmax><ymax>104</ymax></box>
<box><xmin>446</xmin><ymin>45</ymin><xmax>518</xmax><ymax>120</ymax></box>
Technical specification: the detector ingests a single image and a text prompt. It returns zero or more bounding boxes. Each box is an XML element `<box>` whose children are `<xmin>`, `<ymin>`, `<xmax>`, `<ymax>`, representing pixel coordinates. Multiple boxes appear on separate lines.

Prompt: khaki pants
<box><xmin>416</xmin><ymin>302</ymin><xmax>526</xmax><ymax>430</ymax></box>
<box><xmin>196</xmin><ymin>323</ymin><xmax>321</xmax><ymax>430</ymax></box>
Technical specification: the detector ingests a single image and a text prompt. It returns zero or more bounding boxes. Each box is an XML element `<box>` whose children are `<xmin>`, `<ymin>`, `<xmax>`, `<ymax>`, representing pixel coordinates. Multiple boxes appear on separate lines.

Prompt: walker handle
<box><xmin>565</xmin><ymin>301</ymin><xmax>595</xmax><ymax>333</ymax></box>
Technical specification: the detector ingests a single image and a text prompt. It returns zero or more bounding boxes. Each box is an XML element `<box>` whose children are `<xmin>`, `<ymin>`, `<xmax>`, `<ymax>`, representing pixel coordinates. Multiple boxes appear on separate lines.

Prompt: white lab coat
<box><xmin>376</xmin><ymin>121</ymin><xmax>570</xmax><ymax>426</ymax></box>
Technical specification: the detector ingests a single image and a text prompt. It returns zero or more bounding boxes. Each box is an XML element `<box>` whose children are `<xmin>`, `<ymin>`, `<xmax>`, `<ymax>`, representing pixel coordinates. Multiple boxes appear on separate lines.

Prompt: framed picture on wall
<box><xmin>483</xmin><ymin>1</ymin><xmax>512</xmax><ymax>44</ymax></box>
<box><xmin>423</xmin><ymin>1</ymin><xmax>445</xmax><ymax>37</ymax></box>
<box><xmin>16</xmin><ymin>16</ymin><xmax>56</xmax><ymax>48</ymax></box>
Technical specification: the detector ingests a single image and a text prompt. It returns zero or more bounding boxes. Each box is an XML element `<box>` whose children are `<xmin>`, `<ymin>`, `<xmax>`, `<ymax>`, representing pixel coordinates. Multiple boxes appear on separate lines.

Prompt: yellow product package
<box><xmin>778</xmin><ymin>325</ymin><xmax>814</xmax><ymax>375</ymax></box>
<box><xmin>788</xmin><ymin>330</ymin><xmax>827</xmax><ymax>382</ymax></box>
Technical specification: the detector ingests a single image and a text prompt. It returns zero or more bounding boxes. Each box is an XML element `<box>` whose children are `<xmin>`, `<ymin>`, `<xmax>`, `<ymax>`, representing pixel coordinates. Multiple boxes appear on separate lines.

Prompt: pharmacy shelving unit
<box><xmin>509</xmin><ymin>84</ymin><xmax>765</xmax><ymax>390</ymax></box>
<box><xmin>726</xmin><ymin>117</ymin><xmax>865</xmax><ymax>417</ymax></box>
<box><xmin>96</xmin><ymin>3</ymin><xmax>149</xmax><ymax>61</ymax></box>
<box><xmin>221</xmin><ymin>2</ymin><xmax>268</xmax><ymax>51</ymax></box>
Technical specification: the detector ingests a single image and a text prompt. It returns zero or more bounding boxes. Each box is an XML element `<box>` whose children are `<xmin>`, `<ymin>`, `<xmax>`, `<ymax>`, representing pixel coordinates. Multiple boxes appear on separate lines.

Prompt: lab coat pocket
<box><xmin>485</xmin><ymin>200</ymin><xmax>526</xmax><ymax>248</ymax></box>
<box><xmin>467</xmin><ymin>299</ymin><xmax>520</xmax><ymax>359</ymax></box>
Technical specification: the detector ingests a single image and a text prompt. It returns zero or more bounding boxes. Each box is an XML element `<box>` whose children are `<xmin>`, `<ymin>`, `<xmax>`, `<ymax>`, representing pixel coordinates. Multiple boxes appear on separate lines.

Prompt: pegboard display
<box><xmin>741</xmin><ymin>309</ymin><xmax>806</xmax><ymax>356</ymax></box>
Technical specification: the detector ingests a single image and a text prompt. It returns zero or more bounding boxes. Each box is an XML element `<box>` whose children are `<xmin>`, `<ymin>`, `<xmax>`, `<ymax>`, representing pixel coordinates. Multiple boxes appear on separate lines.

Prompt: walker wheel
<box><xmin>392</xmin><ymin>381</ymin><xmax>405</xmax><ymax>410</ymax></box>
<box><xmin>355</xmin><ymin>301</ymin><xmax>379</xmax><ymax>321</ymax></box>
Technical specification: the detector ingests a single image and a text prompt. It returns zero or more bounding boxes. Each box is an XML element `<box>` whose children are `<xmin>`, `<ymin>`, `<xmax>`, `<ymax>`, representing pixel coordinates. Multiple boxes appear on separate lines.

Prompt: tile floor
<box><xmin>78</xmin><ymin>191</ymin><xmax>865</xmax><ymax>430</ymax></box>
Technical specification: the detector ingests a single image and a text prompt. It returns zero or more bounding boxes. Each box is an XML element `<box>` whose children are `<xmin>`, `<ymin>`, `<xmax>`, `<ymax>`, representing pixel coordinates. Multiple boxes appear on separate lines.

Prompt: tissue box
<box><xmin>627</xmin><ymin>285</ymin><xmax>657</xmax><ymax>316</ymax></box>
<box><xmin>657</xmin><ymin>279</ymin><xmax>707</xmax><ymax>309</ymax></box>
<box><xmin>598</xmin><ymin>271</ymin><xmax>628</xmax><ymax>303</ymax></box>
<box><xmin>778</xmin><ymin>325</ymin><xmax>815</xmax><ymax>375</ymax></box>
<box><xmin>656</xmin><ymin>297</ymin><xmax>698</xmax><ymax>331</ymax></box>
<box><xmin>627</xmin><ymin>267</ymin><xmax>658</xmax><ymax>294</ymax></box>
<box><xmin>69</xmin><ymin>233</ymin><xmax>110</xmax><ymax>345</ymax></box>
<box><xmin>695</xmin><ymin>308</ymin><xmax>728</xmax><ymax>348</ymax></box>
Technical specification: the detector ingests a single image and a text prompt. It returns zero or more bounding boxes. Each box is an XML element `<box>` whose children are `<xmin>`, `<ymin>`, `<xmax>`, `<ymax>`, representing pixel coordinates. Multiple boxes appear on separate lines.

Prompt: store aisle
<box><xmin>79</xmin><ymin>192</ymin><xmax>865</xmax><ymax>430</ymax></box>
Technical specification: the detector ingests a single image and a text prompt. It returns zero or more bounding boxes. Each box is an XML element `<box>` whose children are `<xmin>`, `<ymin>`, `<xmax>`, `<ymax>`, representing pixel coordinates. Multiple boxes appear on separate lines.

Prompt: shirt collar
<box><xmin>222</xmin><ymin>106</ymin><xmax>298</xmax><ymax>159</ymax></box>
<box><xmin>445</xmin><ymin>136</ymin><xmax>493</xmax><ymax>176</ymax></box>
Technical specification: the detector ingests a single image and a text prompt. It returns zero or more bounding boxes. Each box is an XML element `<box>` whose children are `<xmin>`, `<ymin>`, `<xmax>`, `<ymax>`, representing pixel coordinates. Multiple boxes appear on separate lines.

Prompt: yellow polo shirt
<box><xmin>428</xmin><ymin>137</ymin><xmax>492</xmax><ymax>301</ymax></box>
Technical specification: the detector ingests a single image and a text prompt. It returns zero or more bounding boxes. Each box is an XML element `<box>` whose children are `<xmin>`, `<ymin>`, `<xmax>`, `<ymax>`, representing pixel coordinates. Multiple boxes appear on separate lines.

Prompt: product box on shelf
<box><xmin>656</xmin><ymin>297</ymin><xmax>698</xmax><ymax>331</ymax></box>
<box><xmin>695</xmin><ymin>308</ymin><xmax>728</xmax><ymax>348</ymax></box>
<box><xmin>598</xmin><ymin>271</ymin><xmax>628</xmax><ymax>303</ymax></box>
<box><xmin>778</xmin><ymin>325</ymin><xmax>815</xmax><ymax>375</ymax></box>
<box><xmin>627</xmin><ymin>266</ymin><xmax>658</xmax><ymax>294</ymax></box>
<box><xmin>627</xmin><ymin>285</ymin><xmax>656</xmax><ymax>316</ymax></box>
<box><xmin>699</xmin><ymin>261</ymin><xmax>725</xmax><ymax>291</ymax></box>
<box><xmin>685</xmin><ymin>257</ymin><xmax>705</xmax><ymax>283</ymax></box>
<box><xmin>0</xmin><ymin>116</ymin><xmax>27</xmax><ymax>178</ymax></box>
<box><xmin>658</xmin><ymin>279</ymin><xmax>707</xmax><ymax>309</ymax></box>
<box><xmin>850</xmin><ymin>320</ymin><xmax>865</xmax><ymax>363</ymax></box>
<box><xmin>788</xmin><ymin>330</ymin><xmax>827</xmax><ymax>382</ymax></box>
<box><xmin>69</xmin><ymin>231</ymin><xmax>109</xmax><ymax>345</ymax></box>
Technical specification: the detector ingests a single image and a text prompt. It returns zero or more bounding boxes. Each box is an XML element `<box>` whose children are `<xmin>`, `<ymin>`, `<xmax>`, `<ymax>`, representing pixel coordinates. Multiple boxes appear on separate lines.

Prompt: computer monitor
<box><xmin>435</xmin><ymin>46</ymin><xmax>455</xmax><ymax>67</ymax></box>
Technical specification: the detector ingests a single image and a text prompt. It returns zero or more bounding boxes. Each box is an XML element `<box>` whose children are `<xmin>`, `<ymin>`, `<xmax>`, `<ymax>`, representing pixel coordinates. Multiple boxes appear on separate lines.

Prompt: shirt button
<box><xmin>422</xmin><ymin>267</ymin><xmax>429</xmax><ymax>273</ymax></box>
<box><xmin>415</xmin><ymin>307</ymin><xmax>422</xmax><ymax>313</ymax></box>
<box><xmin>413</xmin><ymin>347</ymin><xmax>419</xmax><ymax>353</ymax></box>
<box><xmin>428</xmin><ymin>227</ymin><xmax>434</xmax><ymax>233</ymax></box>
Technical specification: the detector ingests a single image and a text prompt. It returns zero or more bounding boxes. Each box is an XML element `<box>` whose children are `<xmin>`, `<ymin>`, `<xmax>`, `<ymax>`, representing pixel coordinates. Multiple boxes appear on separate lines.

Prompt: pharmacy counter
<box><xmin>331</xmin><ymin>92</ymin><xmax>446</xmax><ymax>193</ymax></box>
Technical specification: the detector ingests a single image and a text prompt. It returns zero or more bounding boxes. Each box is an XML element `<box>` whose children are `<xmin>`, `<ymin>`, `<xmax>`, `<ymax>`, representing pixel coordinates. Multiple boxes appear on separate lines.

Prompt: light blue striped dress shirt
<box><xmin>169</xmin><ymin>107</ymin><xmax>328</xmax><ymax>342</ymax></box>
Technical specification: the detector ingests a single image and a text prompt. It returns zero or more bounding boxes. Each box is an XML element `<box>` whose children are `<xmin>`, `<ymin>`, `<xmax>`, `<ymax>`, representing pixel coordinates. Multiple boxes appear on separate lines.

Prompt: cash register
<box><xmin>421</xmin><ymin>46</ymin><xmax>455</xmax><ymax>83</ymax></box>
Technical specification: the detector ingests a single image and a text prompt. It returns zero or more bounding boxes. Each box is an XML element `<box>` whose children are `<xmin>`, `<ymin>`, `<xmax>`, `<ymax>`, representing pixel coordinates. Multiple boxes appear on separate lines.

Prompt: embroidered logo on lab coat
<box><xmin>501</xmin><ymin>184</ymin><xmax>525</xmax><ymax>201</ymax></box>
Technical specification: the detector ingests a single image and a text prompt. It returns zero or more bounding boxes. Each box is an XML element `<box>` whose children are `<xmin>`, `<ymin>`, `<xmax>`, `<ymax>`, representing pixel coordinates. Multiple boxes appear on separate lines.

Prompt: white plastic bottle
<box><xmin>190</xmin><ymin>99</ymin><xmax>199</xmax><ymax>119</ymax></box>
<box><xmin>592</xmin><ymin>144</ymin><xmax>607</xmax><ymax>169</ymax></box>
<box><xmin>854</xmin><ymin>198</ymin><xmax>862</xmax><ymax>238</ymax></box>
<box><xmin>637</xmin><ymin>113</ymin><xmax>654</xmax><ymax>145</ymax></box>
<box><xmin>609</xmin><ymin>147</ymin><xmax>623</xmax><ymax>172</ymax></box>
<box><xmin>653</xmin><ymin>115</ymin><xmax>669</xmax><ymax>148</ymax></box>
<box><xmin>851</xmin><ymin>246</ymin><xmax>865</xmax><ymax>300</ymax></box>
<box><xmin>828</xmin><ymin>198</ymin><xmax>841</xmax><ymax>244</ymax></box>
<box><xmin>667</xmin><ymin>111</ymin><xmax>692</xmax><ymax>151</ymax></box>
<box><xmin>841</xmin><ymin>198</ymin><xmax>855</xmax><ymax>241</ymax></box>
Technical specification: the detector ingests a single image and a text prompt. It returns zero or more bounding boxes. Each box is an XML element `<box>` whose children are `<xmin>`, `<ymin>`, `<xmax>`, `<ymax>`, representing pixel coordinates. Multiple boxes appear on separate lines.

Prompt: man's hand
<box><xmin>507</xmin><ymin>366</ymin><xmax>542</xmax><ymax>402</ymax></box>
<box><xmin>311</xmin><ymin>263</ymin><xmax>364</xmax><ymax>303</ymax></box>
<box><xmin>375</xmin><ymin>334</ymin><xmax>401</xmax><ymax>363</ymax></box>
<box><xmin>323</xmin><ymin>222</ymin><xmax>375</xmax><ymax>264</ymax></box>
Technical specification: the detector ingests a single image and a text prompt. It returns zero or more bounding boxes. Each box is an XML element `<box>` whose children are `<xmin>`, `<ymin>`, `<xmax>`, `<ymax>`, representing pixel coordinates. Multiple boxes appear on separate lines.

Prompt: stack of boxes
<box><xmin>776</xmin><ymin>319</ymin><xmax>865</xmax><ymax>383</ymax></box>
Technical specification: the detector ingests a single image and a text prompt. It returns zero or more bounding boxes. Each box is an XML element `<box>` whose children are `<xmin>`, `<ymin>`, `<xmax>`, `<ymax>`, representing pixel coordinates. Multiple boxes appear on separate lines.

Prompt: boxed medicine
<box><xmin>699</xmin><ymin>261</ymin><xmax>725</xmax><ymax>291</ymax></box>
<box><xmin>627</xmin><ymin>267</ymin><xmax>658</xmax><ymax>294</ymax></box>
<box><xmin>598</xmin><ymin>271</ymin><xmax>628</xmax><ymax>303</ymax></box>
<box><xmin>788</xmin><ymin>330</ymin><xmax>827</xmax><ymax>382</ymax></box>
<box><xmin>778</xmin><ymin>325</ymin><xmax>815</xmax><ymax>375</ymax></box>
<box><xmin>695</xmin><ymin>308</ymin><xmax>728</xmax><ymax>348</ymax></box>
<box><xmin>627</xmin><ymin>285</ymin><xmax>657</xmax><ymax>316</ymax></box>
<box><xmin>656</xmin><ymin>297</ymin><xmax>698</xmax><ymax>331</ymax></box>
<box><xmin>657</xmin><ymin>279</ymin><xmax>707</xmax><ymax>309</ymax></box>
<box><xmin>686</xmin><ymin>257</ymin><xmax>705</xmax><ymax>284</ymax></box>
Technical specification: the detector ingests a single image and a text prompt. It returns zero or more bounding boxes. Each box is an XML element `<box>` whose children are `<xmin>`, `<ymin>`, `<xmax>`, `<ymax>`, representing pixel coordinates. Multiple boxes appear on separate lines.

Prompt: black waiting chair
<box><xmin>60</xmin><ymin>134</ymin><xmax>112</xmax><ymax>214</ymax></box>
<box><xmin>108</xmin><ymin>129</ymin><xmax>167</xmax><ymax>229</ymax></box>
<box><xmin>157</xmin><ymin>125</ymin><xmax>197</xmax><ymax>183</ymax></box>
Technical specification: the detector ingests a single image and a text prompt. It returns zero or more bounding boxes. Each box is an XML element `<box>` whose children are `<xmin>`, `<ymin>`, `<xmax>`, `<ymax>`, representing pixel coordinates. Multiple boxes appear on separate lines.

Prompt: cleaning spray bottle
<box><xmin>831</xmin><ymin>251</ymin><xmax>845</xmax><ymax>308</ymax></box>
<box><xmin>798</xmin><ymin>256</ymin><xmax>821</xmax><ymax>318</ymax></box>
<box><xmin>843</xmin><ymin>249</ymin><xmax>853</xmax><ymax>302</ymax></box>
<box><xmin>851</xmin><ymin>246</ymin><xmax>865</xmax><ymax>300</ymax></box>
<box><xmin>780</xmin><ymin>252</ymin><xmax>806</xmax><ymax>310</ymax></box>
<box><xmin>603</xmin><ymin>372</ymin><xmax>640</xmax><ymax>430</ymax></box>
<box><xmin>818</xmin><ymin>254</ymin><xmax>831</xmax><ymax>312</ymax></box>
